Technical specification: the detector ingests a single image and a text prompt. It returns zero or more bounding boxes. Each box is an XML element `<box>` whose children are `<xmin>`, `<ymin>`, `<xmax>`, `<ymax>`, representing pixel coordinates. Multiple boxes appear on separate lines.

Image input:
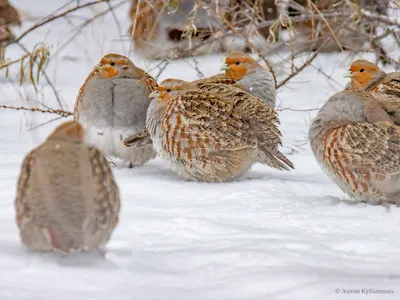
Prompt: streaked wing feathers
<box><xmin>88</xmin><ymin>147</ymin><xmax>120</xmax><ymax>229</ymax></box>
<box><xmin>327</xmin><ymin>123</ymin><xmax>400</xmax><ymax>180</ymax></box>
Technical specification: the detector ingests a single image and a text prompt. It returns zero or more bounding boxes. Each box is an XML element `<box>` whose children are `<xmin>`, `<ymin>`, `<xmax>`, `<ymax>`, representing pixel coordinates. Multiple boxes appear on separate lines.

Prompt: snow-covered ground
<box><xmin>0</xmin><ymin>1</ymin><xmax>399</xmax><ymax>299</ymax></box>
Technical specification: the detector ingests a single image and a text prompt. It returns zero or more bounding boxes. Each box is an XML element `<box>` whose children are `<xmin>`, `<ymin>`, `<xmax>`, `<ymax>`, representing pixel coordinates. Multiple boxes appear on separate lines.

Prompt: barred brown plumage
<box><xmin>125</xmin><ymin>78</ymin><xmax>293</xmax><ymax>182</ymax></box>
<box><xmin>309</xmin><ymin>88</ymin><xmax>400</xmax><ymax>205</ymax></box>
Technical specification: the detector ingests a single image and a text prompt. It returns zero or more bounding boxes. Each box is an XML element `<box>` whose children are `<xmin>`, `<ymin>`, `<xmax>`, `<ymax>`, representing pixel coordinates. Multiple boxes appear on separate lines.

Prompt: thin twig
<box><xmin>51</xmin><ymin>0</ymin><xmax>128</xmax><ymax>60</ymax></box>
<box><xmin>277</xmin><ymin>41</ymin><xmax>328</xmax><ymax>89</ymax></box>
<box><xmin>6</xmin><ymin>0</ymin><xmax>115</xmax><ymax>47</ymax></box>
<box><xmin>308</xmin><ymin>0</ymin><xmax>343</xmax><ymax>51</ymax></box>
<box><xmin>28</xmin><ymin>115</ymin><xmax>66</xmax><ymax>131</ymax></box>
<box><xmin>154</xmin><ymin>61</ymin><xmax>170</xmax><ymax>81</ymax></box>
<box><xmin>16</xmin><ymin>42</ymin><xmax>66</xmax><ymax>109</ymax></box>
<box><xmin>1</xmin><ymin>105</ymin><xmax>72</xmax><ymax>117</ymax></box>
<box><xmin>191</xmin><ymin>56</ymin><xmax>205</xmax><ymax>79</ymax></box>
<box><xmin>310</xmin><ymin>64</ymin><xmax>344</xmax><ymax>89</ymax></box>
<box><xmin>0</xmin><ymin>46</ymin><xmax>47</xmax><ymax>70</ymax></box>
<box><xmin>105</xmin><ymin>0</ymin><xmax>127</xmax><ymax>54</ymax></box>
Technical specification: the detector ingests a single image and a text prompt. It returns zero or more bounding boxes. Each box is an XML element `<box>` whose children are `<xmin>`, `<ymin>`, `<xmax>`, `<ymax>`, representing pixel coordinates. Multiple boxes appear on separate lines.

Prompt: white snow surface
<box><xmin>0</xmin><ymin>1</ymin><xmax>400</xmax><ymax>299</ymax></box>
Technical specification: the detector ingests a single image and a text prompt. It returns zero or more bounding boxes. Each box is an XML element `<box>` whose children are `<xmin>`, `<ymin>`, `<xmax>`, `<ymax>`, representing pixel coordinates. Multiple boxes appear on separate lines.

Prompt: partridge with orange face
<box><xmin>15</xmin><ymin>121</ymin><xmax>120</xmax><ymax>252</ymax></box>
<box><xmin>74</xmin><ymin>53</ymin><xmax>157</xmax><ymax>167</ymax></box>
<box><xmin>124</xmin><ymin>79</ymin><xmax>293</xmax><ymax>182</ymax></box>
<box><xmin>309</xmin><ymin>87</ymin><xmax>400</xmax><ymax>205</ymax></box>
<box><xmin>345</xmin><ymin>59</ymin><xmax>400</xmax><ymax>124</ymax></box>
<box><xmin>219</xmin><ymin>52</ymin><xmax>276</xmax><ymax>108</ymax></box>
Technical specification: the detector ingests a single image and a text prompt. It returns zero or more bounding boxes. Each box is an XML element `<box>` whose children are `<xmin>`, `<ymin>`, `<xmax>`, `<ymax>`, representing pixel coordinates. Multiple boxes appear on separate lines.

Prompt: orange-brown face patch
<box><xmin>224</xmin><ymin>57</ymin><xmax>252</xmax><ymax>80</ymax></box>
<box><xmin>157</xmin><ymin>90</ymin><xmax>173</xmax><ymax>102</ymax></box>
<box><xmin>349</xmin><ymin>63</ymin><xmax>380</xmax><ymax>90</ymax></box>
<box><xmin>100</xmin><ymin>58</ymin><xmax>110</xmax><ymax>65</ymax></box>
<box><xmin>98</xmin><ymin>66</ymin><xmax>118</xmax><ymax>79</ymax></box>
<box><xmin>225</xmin><ymin>56</ymin><xmax>253</xmax><ymax>65</ymax></box>
<box><xmin>225</xmin><ymin>64</ymin><xmax>247</xmax><ymax>80</ymax></box>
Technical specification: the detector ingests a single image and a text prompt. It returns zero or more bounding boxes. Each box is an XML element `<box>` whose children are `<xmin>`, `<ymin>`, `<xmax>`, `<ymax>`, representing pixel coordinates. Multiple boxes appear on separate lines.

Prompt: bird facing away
<box><xmin>124</xmin><ymin>78</ymin><xmax>293</xmax><ymax>182</ymax></box>
<box><xmin>218</xmin><ymin>51</ymin><xmax>276</xmax><ymax>108</ymax></box>
<box><xmin>345</xmin><ymin>59</ymin><xmax>400</xmax><ymax>125</ymax></box>
<box><xmin>15</xmin><ymin>121</ymin><xmax>120</xmax><ymax>253</ymax></box>
<box><xmin>74</xmin><ymin>53</ymin><xmax>157</xmax><ymax>167</ymax></box>
<box><xmin>309</xmin><ymin>87</ymin><xmax>400</xmax><ymax>205</ymax></box>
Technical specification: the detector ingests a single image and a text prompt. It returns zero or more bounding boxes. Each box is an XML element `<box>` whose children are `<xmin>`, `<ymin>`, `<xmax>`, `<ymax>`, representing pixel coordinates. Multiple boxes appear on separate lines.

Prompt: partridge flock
<box><xmin>14</xmin><ymin>51</ymin><xmax>400</xmax><ymax>253</ymax></box>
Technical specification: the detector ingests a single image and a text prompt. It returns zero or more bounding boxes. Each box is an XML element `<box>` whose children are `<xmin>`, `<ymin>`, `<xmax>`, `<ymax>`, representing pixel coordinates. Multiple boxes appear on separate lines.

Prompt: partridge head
<box><xmin>219</xmin><ymin>51</ymin><xmax>276</xmax><ymax>108</ymax></box>
<box><xmin>222</xmin><ymin>51</ymin><xmax>263</xmax><ymax>80</ymax></box>
<box><xmin>344</xmin><ymin>59</ymin><xmax>386</xmax><ymax>91</ymax></box>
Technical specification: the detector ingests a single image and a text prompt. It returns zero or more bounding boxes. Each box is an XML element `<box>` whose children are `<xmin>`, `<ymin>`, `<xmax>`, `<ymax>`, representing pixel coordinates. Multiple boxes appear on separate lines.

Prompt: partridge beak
<box><xmin>149</xmin><ymin>90</ymin><xmax>161</xmax><ymax>98</ymax></box>
<box><xmin>95</xmin><ymin>64</ymin><xmax>118</xmax><ymax>79</ymax></box>
<box><xmin>220</xmin><ymin>63</ymin><xmax>229</xmax><ymax>71</ymax></box>
<box><xmin>343</xmin><ymin>70</ymin><xmax>353</xmax><ymax>78</ymax></box>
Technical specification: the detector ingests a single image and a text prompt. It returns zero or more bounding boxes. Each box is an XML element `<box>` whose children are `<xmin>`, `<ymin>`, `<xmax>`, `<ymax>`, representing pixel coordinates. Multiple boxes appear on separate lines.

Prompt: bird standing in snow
<box><xmin>124</xmin><ymin>79</ymin><xmax>293</xmax><ymax>182</ymax></box>
<box><xmin>309</xmin><ymin>84</ymin><xmax>400</xmax><ymax>205</ymax></box>
<box><xmin>345</xmin><ymin>59</ymin><xmax>400</xmax><ymax>125</ymax></box>
<box><xmin>15</xmin><ymin>121</ymin><xmax>120</xmax><ymax>253</ymax></box>
<box><xmin>74</xmin><ymin>53</ymin><xmax>157</xmax><ymax>167</ymax></box>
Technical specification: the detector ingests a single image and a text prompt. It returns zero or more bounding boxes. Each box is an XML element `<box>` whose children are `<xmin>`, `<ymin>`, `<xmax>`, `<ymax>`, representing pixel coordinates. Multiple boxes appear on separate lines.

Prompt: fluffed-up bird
<box><xmin>309</xmin><ymin>86</ymin><xmax>400</xmax><ymax>205</ymax></box>
<box><xmin>124</xmin><ymin>79</ymin><xmax>293</xmax><ymax>182</ymax></box>
<box><xmin>74</xmin><ymin>53</ymin><xmax>157</xmax><ymax>167</ymax></box>
<box><xmin>15</xmin><ymin>121</ymin><xmax>120</xmax><ymax>253</ymax></box>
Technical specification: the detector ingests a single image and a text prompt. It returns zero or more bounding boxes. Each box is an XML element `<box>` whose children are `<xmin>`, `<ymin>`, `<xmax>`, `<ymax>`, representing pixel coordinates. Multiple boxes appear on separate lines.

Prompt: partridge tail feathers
<box><xmin>257</xmin><ymin>146</ymin><xmax>294</xmax><ymax>171</ymax></box>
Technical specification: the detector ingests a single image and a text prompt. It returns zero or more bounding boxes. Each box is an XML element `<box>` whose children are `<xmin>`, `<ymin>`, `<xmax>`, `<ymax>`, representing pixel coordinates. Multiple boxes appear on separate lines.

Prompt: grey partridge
<box><xmin>74</xmin><ymin>53</ymin><xmax>157</xmax><ymax>167</ymax></box>
<box><xmin>124</xmin><ymin>79</ymin><xmax>293</xmax><ymax>182</ymax></box>
<box><xmin>309</xmin><ymin>87</ymin><xmax>400</xmax><ymax>205</ymax></box>
<box><xmin>15</xmin><ymin>121</ymin><xmax>120</xmax><ymax>252</ymax></box>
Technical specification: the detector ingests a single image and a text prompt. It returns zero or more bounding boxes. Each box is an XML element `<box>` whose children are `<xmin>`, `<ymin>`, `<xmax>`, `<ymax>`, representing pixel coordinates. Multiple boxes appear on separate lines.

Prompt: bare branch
<box><xmin>5</xmin><ymin>0</ymin><xmax>123</xmax><ymax>47</ymax></box>
<box><xmin>1</xmin><ymin>105</ymin><xmax>72</xmax><ymax>117</ymax></box>
<box><xmin>277</xmin><ymin>44</ymin><xmax>324</xmax><ymax>90</ymax></box>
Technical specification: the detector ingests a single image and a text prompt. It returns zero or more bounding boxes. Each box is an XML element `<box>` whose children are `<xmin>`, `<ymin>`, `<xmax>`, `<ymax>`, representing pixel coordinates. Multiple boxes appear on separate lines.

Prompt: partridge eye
<box><xmin>110</xmin><ymin>62</ymin><xmax>115</xmax><ymax>66</ymax></box>
<box><xmin>235</xmin><ymin>62</ymin><xmax>240</xmax><ymax>65</ymax></box>
<box><xmin>360</xmin><ymin>69</ymin><xmax>364</xmax><ymax>72</ymax></box>
<box><xmin>122</xmin><ymin>66</ymin><xmax>128</xmax><ymax>70</ymax></box>
<box><xmin>166</xmin><ymin>88</ymin><xmax>172</xmax><ymax>92</ymax></box>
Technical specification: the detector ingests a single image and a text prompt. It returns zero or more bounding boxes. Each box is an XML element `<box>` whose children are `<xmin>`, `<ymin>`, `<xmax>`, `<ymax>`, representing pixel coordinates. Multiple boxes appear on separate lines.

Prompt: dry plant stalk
<box><xmin>0</xmin><ymin>105</ymin><xmax>72</xmax><ymax>117</ymax></box>
<box><xmin>1</xmin><ymin>44</ymin><xmax>49</xmax><ymax>90</ymax></box>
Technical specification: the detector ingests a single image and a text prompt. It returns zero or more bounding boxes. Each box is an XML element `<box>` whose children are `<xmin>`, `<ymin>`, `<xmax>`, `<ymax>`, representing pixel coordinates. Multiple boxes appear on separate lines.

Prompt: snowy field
<box><xmin>1</xmin><ymin>1</ymin><xmax>400</xmax><ymax>299</ymax></box>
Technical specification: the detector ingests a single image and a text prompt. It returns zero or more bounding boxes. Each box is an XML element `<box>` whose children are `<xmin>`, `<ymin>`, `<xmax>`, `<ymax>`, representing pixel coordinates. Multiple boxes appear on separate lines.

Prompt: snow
<box><xmin>0</xmin><ymin>1</ymin><xmax>399</xmax><ymax>299</ymax></box>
